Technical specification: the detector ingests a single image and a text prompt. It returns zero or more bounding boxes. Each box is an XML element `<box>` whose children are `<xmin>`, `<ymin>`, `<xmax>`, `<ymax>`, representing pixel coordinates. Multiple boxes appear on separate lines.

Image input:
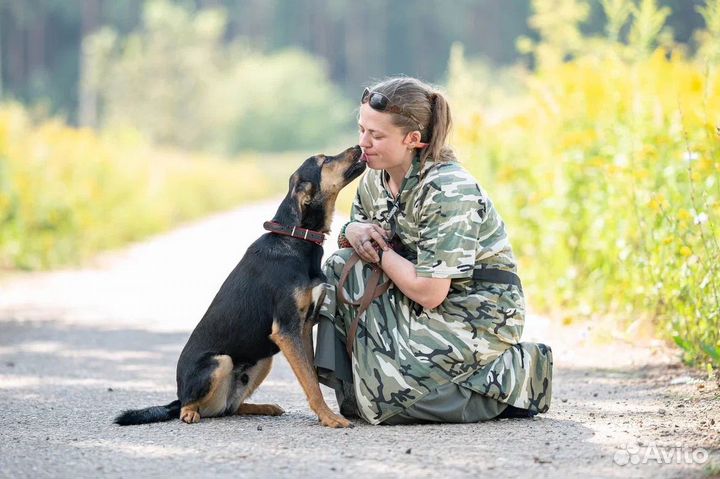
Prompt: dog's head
<box><xmin>279</xmin><ymin>145</ymin><xmax>366</xmax><ymax>233</ymax></box>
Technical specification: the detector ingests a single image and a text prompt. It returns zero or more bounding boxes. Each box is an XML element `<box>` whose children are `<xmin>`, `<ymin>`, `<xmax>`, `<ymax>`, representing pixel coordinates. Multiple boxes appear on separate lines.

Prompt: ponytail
<box><xmin>419</xmin><ymin>91</ymin><xmax>453</xmax><ymax>167</ymax></box>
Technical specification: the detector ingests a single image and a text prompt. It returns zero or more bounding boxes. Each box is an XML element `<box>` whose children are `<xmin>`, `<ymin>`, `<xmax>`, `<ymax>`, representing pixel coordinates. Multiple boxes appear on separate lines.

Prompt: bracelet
<box><xmin>337</xmin><ymin>221</ymin><xmax>355</xmax><ymax>248</ymax></box>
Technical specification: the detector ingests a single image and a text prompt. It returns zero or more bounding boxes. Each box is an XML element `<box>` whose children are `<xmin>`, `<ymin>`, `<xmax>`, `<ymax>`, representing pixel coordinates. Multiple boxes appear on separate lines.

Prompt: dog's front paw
<box><xmin>319</xmin><ymin>412</ymin><xmax>354</xmax><ymax>428</ymax></box>
<box><xmin>180</xmin><ymin>408</ymin><xmax>200</xmax><ymax>424</ymax></box>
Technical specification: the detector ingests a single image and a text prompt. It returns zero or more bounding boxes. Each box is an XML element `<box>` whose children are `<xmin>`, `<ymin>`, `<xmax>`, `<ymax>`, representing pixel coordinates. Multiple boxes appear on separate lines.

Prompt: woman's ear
<box><xmin>403</xmin><ymin>130</ymin><xmax>423</xmax><ymax>149</ymax></box>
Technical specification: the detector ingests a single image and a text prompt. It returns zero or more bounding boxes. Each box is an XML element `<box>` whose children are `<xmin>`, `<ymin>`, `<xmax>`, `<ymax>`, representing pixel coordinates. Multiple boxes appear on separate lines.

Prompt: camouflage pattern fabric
<box><xmin>318</xmin><ymin>155</ymin><xmax>553</xmax><ymax>425</ymax></box>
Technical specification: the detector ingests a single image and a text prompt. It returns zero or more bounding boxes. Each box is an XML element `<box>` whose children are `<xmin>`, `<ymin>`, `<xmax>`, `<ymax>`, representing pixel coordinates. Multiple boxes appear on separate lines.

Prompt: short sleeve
<box><xmin>414</xmin><ymin>169</ymin><xmax>487</xmax><ymax>279</ymax></box>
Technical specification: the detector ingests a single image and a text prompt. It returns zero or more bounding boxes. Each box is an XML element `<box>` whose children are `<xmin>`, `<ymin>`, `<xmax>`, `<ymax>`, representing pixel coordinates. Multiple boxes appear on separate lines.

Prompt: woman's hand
<box><xmin>345</xmin><ymin>222</ymin><xmax>389</xmax><ymax>263</ymax></box>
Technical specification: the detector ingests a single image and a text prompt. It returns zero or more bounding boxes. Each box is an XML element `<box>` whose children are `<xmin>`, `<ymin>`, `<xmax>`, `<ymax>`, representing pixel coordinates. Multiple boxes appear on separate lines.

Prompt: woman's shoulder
<box><xmin>421</xmin><ymin>159</ymin><xmax>483</xmax><ymax>195</ymax></box>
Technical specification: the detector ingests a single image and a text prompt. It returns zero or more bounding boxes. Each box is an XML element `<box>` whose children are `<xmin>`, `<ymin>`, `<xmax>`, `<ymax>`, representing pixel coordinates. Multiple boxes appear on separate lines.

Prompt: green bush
<box><xmin>86</xmin><ymin>0</ymin><xmax>351</xmax><ymax>154</ymax></box>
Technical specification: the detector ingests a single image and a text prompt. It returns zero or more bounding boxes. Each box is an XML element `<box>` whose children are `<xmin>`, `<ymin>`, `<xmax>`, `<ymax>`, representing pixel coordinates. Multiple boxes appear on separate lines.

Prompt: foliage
<box><xmin>696</xmin><ymin>0</ymin><xmax>720</xmax><ymax>63</ymax></box>
<box><xmin>450</xmin><ymin>0</ymin><xmax>720</xmax><ymax>369</ymax></box>
<box><xmin>86</xmin><ymin>0</ymin><xmax>351</xmax><ymax>154</ymax></box>
<box><xmin>0</xmin><ymin>102</ymin><xmax>300</xmax><ymax>269</ymax></box>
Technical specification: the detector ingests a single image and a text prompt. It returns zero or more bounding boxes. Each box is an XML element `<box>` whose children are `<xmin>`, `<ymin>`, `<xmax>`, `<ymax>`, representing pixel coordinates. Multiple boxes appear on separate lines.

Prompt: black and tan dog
<box><xmin>114</xmin><ymin>145</ymin><xmax>365</xmax><ymax>428</ymax></box>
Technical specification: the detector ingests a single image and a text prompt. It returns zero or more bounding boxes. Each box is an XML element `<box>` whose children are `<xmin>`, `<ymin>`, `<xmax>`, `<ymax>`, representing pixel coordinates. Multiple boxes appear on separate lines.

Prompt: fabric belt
<box><xmin>472</xmin><ymin>268</ymin><xmax>523</xmax><ymax>293</ymax></box>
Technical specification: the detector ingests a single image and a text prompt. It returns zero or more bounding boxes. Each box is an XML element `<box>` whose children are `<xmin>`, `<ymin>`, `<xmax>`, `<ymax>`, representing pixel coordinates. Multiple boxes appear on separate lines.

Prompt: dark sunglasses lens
<box><xmin>361</xmin><ymin>88</ymin><xmax>370</xmax><ymax>103</ymax></box>
<box><xmin>369</xmin><ymin>93</ymin><xmax>388</xmax><ymax>110</ymax></box>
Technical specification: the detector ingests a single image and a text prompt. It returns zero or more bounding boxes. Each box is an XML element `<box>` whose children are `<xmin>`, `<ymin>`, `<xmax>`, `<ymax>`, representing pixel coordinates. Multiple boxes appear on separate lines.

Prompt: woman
<box><xmin>314</xmin><ymin>76</ymin><xmax>553</xmax><ymax>425</ymax></box>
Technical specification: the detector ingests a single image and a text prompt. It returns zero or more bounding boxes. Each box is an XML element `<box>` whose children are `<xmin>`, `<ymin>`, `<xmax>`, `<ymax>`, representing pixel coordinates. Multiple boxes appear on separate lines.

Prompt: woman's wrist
<box><xmin>340</xmin><ymin>220</ymin><xmax>355</xmax><ymax>237</ymax></box>
<box><xmin>374</xmin><ymin>242</ymin><xmax>384</xmax><ymax>265</ymax></box>
<box><xmin>338</xmin><ymin>220</ymin><xmax>355</xmax><ymax>248</ymax></box>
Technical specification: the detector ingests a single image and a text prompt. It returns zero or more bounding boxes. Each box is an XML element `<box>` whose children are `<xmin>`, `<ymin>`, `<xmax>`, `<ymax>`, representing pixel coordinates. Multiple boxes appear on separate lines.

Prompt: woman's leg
<box><xmin>381</xmin><ymin>382</ymin><xmax>509</xmax><ymax>425</ymax></box>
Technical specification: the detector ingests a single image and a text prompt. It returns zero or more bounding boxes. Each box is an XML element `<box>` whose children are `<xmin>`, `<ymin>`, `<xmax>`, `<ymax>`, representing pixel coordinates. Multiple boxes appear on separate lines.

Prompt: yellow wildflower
<box><xmin>649</xmin><ymin>194</ymin><xmax>667</xmax><ymax>212</ymax></box>
<box><xmin>678</xmin><ymin>209</ymin><xmax>693</xmax><ymax>222</ymax></box>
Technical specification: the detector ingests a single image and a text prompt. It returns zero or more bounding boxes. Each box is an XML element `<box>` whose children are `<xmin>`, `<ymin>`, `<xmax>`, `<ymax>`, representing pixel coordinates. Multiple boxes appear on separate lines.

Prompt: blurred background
<box><xmin>0</xmin><ymin>0</ymin><xmax>718</xmax><ymax>370</ymax></box>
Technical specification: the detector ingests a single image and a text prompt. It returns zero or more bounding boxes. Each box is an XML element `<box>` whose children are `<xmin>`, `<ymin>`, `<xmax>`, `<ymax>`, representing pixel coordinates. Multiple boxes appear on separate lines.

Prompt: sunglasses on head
<box><xmin>361</xmin><ymin>88</ymin><xmax>424</xmax><ymax>130</ymax></box>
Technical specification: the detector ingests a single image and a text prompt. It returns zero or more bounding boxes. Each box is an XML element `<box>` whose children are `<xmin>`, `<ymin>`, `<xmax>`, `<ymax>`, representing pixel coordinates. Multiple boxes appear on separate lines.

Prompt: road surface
<box><xmin>1</xmin><ymin>198</ymin><xmax>718</xmax><ymax>478</ymax></box>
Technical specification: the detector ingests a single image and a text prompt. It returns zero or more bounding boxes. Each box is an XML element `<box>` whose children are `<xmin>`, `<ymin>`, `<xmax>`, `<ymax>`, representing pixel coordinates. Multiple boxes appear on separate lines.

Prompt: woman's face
<box><xmin>358</xmin><ymin>103</ymin><xmax>414</xmax><ymax>171</ymax></box>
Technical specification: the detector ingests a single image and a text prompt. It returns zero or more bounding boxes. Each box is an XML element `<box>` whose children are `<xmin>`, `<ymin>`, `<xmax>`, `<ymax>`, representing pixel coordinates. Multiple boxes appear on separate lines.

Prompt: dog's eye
<box><xmin>323</xmin><ymin>157</ymin><xmax>332</xmax><ymax>164</ymax></box>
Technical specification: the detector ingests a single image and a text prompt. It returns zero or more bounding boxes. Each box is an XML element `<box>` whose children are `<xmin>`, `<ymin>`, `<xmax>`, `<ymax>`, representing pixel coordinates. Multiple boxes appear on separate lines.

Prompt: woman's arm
<box><xmin>379</xmin><ymin>249</ymin><xmax>450</xmax><ymax>309</ymax></box>
<box><xmin>345</xmin><ymin>222</ymin><xmax>450</xmax><ymax>309</ymax></box>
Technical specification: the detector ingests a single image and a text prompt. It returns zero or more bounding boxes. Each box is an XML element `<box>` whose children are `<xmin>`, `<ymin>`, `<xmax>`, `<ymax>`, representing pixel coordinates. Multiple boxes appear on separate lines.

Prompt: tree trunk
<box><xmin>78</xmin><ymin>0</ymin><xmax>101</xmax><ymax>128</ymax></box>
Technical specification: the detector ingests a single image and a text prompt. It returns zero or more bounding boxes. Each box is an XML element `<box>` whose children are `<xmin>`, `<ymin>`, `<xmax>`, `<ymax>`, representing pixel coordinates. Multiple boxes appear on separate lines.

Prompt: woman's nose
<box><xmin>358</xmin><ymin>131</ymin><xmax>371</xmax><ymax>148</ymax></box>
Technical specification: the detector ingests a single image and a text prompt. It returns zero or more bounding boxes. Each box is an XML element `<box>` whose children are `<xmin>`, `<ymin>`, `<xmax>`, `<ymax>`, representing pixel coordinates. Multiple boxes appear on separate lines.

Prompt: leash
<box><xmin>263</xmin><ymin>221</ymin><xmax>326</xmax><ymax>245</ymax></box>
<box><xmin>337</xmin><ymin>252</ymin><xmax>392</xmax><ymax>357</ymax></box>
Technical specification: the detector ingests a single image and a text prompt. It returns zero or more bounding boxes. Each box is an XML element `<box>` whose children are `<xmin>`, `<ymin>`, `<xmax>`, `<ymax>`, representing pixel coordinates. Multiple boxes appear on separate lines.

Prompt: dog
<box><xmin>114</xmin><ymin>145</ymin><xmax>365</xmax><ymax>428</ymax></box>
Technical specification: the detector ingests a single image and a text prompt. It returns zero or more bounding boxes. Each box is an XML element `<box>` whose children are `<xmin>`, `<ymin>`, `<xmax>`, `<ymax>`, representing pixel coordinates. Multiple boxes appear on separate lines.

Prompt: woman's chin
<box><xmin>365</xmin><ymin>155</ymin><xmax>382</xmax><ymax>169</ymax></box>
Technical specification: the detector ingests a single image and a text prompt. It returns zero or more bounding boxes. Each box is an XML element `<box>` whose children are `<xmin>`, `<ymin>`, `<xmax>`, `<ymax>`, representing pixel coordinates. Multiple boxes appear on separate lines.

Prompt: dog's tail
<box><xmin>114</xmin><ymin>399</ymin><xmax>181</xmax><ymax>426</ymax></box>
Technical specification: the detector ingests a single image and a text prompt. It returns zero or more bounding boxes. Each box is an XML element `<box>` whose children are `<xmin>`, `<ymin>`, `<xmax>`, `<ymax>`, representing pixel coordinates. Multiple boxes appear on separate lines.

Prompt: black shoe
<box><xmin>496</xmin><ymin>405</ymin><xmax>538</xmax><ymax>419</ymax></box>
<box><xmin>337</xmin><ymin>380</ymin><xmax>360</xmax><ymax>419</ymax></box>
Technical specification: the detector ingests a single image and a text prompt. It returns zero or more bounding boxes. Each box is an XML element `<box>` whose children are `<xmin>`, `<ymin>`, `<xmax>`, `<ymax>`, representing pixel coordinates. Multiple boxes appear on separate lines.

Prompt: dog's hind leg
<box><xmin>231</xmin><ymin>357</ymin><xmax>284</xmax><ymax>416</ymax></box>
<box><xmin>180</xmin><ymin>354</ymin><xmax>234</xmax><ymax>424</ymax></box>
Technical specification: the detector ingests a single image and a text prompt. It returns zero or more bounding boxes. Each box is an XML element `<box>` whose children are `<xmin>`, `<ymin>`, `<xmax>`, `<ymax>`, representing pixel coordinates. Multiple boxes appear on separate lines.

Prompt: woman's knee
<box><xmin>323</xmin><ymin>248</ymin><xmax>355</xmax><ymax>279</ymax></box>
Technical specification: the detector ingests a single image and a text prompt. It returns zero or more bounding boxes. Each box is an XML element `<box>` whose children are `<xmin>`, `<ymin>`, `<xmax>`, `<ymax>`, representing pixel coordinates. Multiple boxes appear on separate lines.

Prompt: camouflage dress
<box><xmin>316</xmin><ymin>155</ymin><xmax>553</xmax><ymax>425</ymax></box>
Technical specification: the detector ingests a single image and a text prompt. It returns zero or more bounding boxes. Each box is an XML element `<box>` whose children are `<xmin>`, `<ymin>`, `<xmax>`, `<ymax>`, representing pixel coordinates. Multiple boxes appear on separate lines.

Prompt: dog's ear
<box><xmin>294</xmin><ymin>181</ymin><xmax>313</xmax><ymax>206</ymax></box>
<box><xmin>288</xmin><ymin>180</ymin><xmax>313</xmax><ymax>221</ymax></box>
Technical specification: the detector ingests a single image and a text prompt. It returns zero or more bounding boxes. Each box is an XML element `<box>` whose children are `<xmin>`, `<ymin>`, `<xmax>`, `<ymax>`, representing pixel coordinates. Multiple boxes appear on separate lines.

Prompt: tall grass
<box><xmin>0</xmin><ymin>103</ymin><xmax>301</xmax><ymax>270</ymax></box>
<box><xmin>448</xmin><ymin>2</ymin><xmax>720</xmax><ymax>371</ymax></box>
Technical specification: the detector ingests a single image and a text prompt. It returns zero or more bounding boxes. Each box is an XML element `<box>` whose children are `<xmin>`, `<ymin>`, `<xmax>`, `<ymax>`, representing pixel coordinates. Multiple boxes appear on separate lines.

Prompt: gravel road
<box><xmin>1</xmin><ymin>198</ymin><xmax>718</xmax><ymax>479</ymax></box>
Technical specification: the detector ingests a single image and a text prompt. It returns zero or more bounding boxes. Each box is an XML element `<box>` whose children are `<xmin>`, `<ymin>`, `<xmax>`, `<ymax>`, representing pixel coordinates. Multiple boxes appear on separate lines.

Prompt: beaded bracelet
<box><xmin>337</xmin><ymin>221</ymin><xmax>354</xmax><ymax>248</ymax></box>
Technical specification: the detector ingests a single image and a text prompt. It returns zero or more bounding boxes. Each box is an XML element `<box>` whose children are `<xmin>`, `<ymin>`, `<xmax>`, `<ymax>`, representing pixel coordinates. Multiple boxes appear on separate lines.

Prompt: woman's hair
<box><xmin>364</xmin><ymin>76</ymin><xmax>455</xmax><ymax>166</ymax></box>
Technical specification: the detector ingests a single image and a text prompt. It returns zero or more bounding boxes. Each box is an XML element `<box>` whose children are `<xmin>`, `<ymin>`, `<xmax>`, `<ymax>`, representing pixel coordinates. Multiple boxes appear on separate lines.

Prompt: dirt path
<box><xmin>1</xmin><ymin>199</ymin><xmax>718</xmax><ymax>478</ymax></box>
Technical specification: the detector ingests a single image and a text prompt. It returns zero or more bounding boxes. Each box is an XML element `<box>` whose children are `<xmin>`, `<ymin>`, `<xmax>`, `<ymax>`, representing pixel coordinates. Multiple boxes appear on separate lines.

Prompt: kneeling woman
<box><xmin>314</xmin><ymin>76</ymin><xmax>553</xmax><ymax>425</ymax></box>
